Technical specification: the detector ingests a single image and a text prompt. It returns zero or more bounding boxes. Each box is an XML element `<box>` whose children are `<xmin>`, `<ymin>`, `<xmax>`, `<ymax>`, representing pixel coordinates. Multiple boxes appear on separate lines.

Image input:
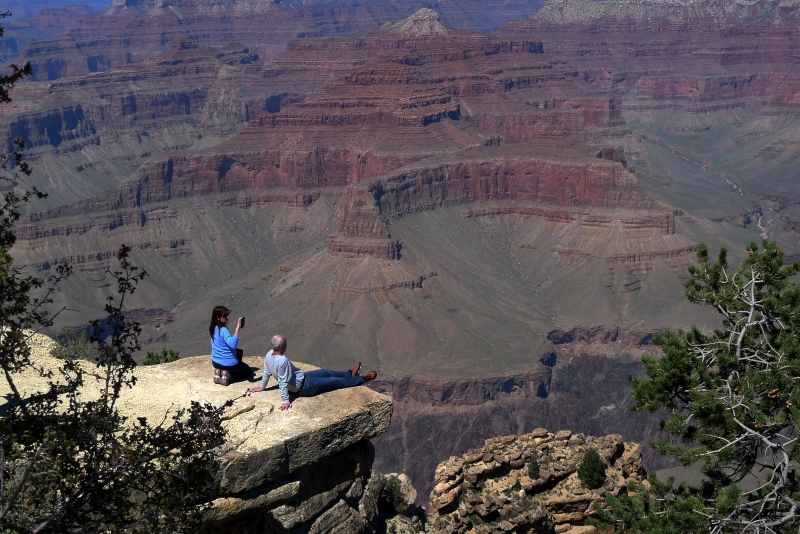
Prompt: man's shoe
<box><xmin>351</xmin><ymin>362</ymin><xmax>361</xmax><ymax>377</ymax></box>
<box><xmin>219</xmin><ymin>370</ymin><xmax>231</xmax><ymax>386</ymax></box>
<box><xmin>213</xmin><ymin>369</ymin><xmax>221</xmax><ymax>384</ymax></box>
<box><xmin>361</xmin><ymin>371</ymin><xmax>377</xmax><ymax>382</ymax></box>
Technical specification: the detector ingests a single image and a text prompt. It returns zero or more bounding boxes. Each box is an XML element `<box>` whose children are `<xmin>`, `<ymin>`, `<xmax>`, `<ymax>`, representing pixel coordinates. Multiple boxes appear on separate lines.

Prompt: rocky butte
<box><xmin>4</xmin><ymin>0</ymin><xmax>800</xmax><ymax>502</ymax></box>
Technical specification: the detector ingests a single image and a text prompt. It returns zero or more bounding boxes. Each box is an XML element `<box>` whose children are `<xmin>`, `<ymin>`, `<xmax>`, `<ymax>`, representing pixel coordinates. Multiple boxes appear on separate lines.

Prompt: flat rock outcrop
<box><xmin>1</xmin><ymin>341</ymin><xmax>393</xmax><ymax>532</ymax></box>
<box><xmin>425</xmin><ymin>429</ymin><xmax>645</xmax><ymax>533</ymax></box>
<box><xmin>129</xmin><ymin>356</ymin><xmax>393</xmax><ymax>531</ymax></box>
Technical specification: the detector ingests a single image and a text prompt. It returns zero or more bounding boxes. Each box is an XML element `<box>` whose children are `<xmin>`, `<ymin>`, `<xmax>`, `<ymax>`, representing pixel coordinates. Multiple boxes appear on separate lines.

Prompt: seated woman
<box><xmin>209</xmin><ymin>305</ymin><xmax>251</xmax><ymax>386</ymax></box>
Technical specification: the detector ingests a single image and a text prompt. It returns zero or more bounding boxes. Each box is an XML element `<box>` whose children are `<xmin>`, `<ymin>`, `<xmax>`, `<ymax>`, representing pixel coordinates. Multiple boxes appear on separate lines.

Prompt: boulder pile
<box><xmin>425</xmin><ymin>429</ymin><xmax>645</xmax><ymax>533</ymax></box>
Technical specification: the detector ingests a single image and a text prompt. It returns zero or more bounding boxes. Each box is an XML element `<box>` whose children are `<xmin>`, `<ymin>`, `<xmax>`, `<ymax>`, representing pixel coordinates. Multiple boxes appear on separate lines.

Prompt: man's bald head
<box><xmin>271</xmin><ymin>335</ymin><xmax>287</xmax><ymax>352</ymax></box>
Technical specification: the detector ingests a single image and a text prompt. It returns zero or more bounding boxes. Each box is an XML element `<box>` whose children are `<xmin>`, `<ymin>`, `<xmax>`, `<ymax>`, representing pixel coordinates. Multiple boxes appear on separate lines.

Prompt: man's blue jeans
<box><xmin>299</xmin><ymin>369</ymin><xmax>364</xmax><ymax>396</ymax></box>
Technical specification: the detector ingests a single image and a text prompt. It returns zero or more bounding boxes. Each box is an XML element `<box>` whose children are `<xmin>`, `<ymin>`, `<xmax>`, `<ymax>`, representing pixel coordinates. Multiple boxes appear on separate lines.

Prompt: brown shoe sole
<box><xmin>361</xmin><ymin>371</ymin><xmax>377</xmax><ymax>382</ymax></box>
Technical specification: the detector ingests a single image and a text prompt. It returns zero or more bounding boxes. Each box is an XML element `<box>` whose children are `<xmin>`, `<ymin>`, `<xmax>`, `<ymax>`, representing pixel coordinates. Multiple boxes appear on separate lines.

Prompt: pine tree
<box><xmin>590</xmin><ymin>241</ymin><xmax>800</xmax><ymax>533</ymax></box>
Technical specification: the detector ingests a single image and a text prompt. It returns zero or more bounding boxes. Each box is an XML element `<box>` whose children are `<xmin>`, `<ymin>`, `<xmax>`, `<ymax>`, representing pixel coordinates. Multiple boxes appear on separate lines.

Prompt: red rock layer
<box><xmin>157</xmin><ymin>27</ymin><xmax>623</xmax><ymax>191</ymax></box>
<box><xmin>15</xmin><ymin>0</ymin><xmax>547</xmax><ymax>81</ymax></box>
<box><xmin>15</xmin><ymin>14</ymin><xmax>644</xmax><ymax>255</ymax></box>
<box><xmin>329</xmin><ymin>146</ymin><xmax>662</xmax><ymax>254</ymax></box>
<box><xmin>465</xmin><ymin>206</ymin><xmax>676</xmax><ymax>235</ymax></box>
<box><xmin>500</xmin><ymin>0</ymin><xmax>800</xmax><ymax>113</ymax></box>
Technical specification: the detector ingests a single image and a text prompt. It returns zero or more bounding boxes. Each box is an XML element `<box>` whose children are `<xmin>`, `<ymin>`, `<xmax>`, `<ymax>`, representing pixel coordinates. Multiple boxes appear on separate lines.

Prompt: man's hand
<box><xmin>279</xmin><ymin>402</ymin><xmax>292</xmax><ymax>411</ymax></box>
<box><xmin>247</xmin><ymin>387</ymin><xmax>263</xmax><ymax>393</ymax></box>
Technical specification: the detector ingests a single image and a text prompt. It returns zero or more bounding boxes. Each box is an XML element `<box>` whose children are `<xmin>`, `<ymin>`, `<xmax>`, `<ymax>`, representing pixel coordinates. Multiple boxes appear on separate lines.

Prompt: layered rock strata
<box><xmin>12</xmin><ymin>12</ymin><xmax>639</xmax><ymax>250</ymax></box>
<box><xmin>14</xmin><ymin>0</ymin><xmax>548</xmax><ymax>81</ymax></box>
<box><xmin>329</xmin><ymin>145</ymin><xmax>667</xmax><ymax>259</ymax></box>
<box><xmin>0</xmin><ymin>5</ymin><xmax>96</xmax><ymax>63</ymax></box>
<box><xmin>425</xmin><ymin>429</ymin><xmax>645</xmax><ymax>533</ymax></box>
<box><xmin>501</xmin><ymin>0</ymin><xmax>800</xmax><ymax>115</ymax></box>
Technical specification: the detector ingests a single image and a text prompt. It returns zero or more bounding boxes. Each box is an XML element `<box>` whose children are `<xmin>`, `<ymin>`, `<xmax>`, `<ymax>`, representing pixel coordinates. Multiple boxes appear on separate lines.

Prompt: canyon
<box><xmin>9</xmin><ymin>0</ymin><xmax>547</xmax><ymax>81</ymax></box>
<box><xmin>3</xmin><ymin>0</ymin><xmax>800</xmax><ymax>505</ymax></box>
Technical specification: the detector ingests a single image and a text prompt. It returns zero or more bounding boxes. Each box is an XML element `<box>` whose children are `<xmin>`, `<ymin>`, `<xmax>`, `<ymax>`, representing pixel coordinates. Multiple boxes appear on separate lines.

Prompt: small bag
<box><xmin>235</xmin><ymin>348</ymin><xmax>244</xmax><ymax>363</ymax></box>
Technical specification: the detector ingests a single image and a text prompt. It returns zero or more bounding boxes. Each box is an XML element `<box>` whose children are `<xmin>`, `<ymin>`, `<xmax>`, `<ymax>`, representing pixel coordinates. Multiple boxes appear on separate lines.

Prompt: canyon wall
<box><xmin>12</xmin><ymin>0</ymin><xmax>548</xmax><ymax>81</ymax></box>
<box><xmin>370</xmin><ymin>353</ymin><xmax>668</xmax><ymax>501</ymax></box>
<box><xmin>500</xmin><ymin>0</ymin><xmax>800</xmax><ymax>116</ymax></box>
<box><xmin>6</xmin><ymin>6</ymin><xmax>799</xmax><ymax>521</ymax></box>
<box><xmin>330</xmin><ymin>149</ymin><xmax>664</xmax><ymax>258</ymax></box>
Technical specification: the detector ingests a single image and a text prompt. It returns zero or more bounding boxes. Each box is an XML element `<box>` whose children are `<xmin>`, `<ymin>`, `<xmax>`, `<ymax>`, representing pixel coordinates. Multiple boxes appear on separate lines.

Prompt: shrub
<box><xmin>143</xmin><ymin>348</ymin><xmax>180</xmax><ymax>365</ymax></box>
<box><xmin>577</xmin><ymin>448</ymin><xmax>606</xmax><ymax>489</ymax></box>
<box><xmin>470</xmin><ymin>514</ymin><xmax>485</xmax><ymax>525</ymax></box>
<box><xmin>0</xmin><ymin>39</ymin><xmax>230</xmax><ymax>532</ymax></box>
<box><xmin>381</xmin><ymin>475</ymin><xmax>409</xmax><ymax>514</ymax></box>
<box><xmin>527</xmin><ymin>457</ymin><xmax>540</xmax><ymax>479</ymax></box>
<box><xmin>51</xmin><ymin>328</ymin><xmax>96</xmax><ymax>360</ymax></box>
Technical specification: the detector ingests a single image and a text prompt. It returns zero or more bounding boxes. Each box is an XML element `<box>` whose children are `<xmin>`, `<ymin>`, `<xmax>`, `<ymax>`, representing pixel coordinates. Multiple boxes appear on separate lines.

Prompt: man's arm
<box><xmin>247</xmin><ymin>354</ymin><xmax>272</xmax><ymax>393</ymax></box>
<box><xmin>275</xmin><ymin>357</ymin><xmax>292</xmax><ymax>408</ymax></box>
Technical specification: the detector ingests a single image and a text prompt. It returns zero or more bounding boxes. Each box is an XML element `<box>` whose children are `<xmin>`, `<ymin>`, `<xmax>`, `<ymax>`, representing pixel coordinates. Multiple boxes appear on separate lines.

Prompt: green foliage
<box><xmin>607</xmin><ymin>242</ymin><xmax>800</xmax><ymax>532</ymax></box>
<box><xmin>381</xmin><ymin>475</ymin><xmax>409</xmax><ymax>514</ymax></box>
<box><xmin>387</xmin><ymin>522</ymin><xmax>396</xmax><ymax>534</ymax></box>
<box><xmin>1</xmin><ymin>246</ymin><xmax>231</xmax><ymax>532</ymax></box>
<box><xmin>0</xmin><ymin>38</ymin><xmax>232</xmax><ymax>532</ymax></box>
<box><xmin>143</xmin><ymin>348</ymin><xmax>180</xmax><ymax>366</ymax></box>
<box><xmin>469</xmin><ymin>514</ymin><xmax>485</xmax><ymax>525</ymax></box>
<box><xmin>51</xmin><ymin>328</ymin><xmax>96</xmax><ymax>360</ymax></box>
<box><xmin>577</xmin><ymin>448</ymin><xmax>606</xmax><ymax>489</ymax></box>
<box><xmin>527</xmin><ymin>457</ymin><xmax>540</xmax><ymax>479</ymax></box>
<box><xmin>587</xmin><ymin>474</ymin><xmax>709</xmax><ymax>534</ymax></box>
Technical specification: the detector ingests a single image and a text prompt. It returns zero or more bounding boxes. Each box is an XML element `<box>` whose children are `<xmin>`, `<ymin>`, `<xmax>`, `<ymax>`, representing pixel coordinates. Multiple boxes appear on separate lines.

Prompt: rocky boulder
<box><xmin>425</xmin><ymin>429</ymin><xmax>645</xmax><ymax>533</ymax></box>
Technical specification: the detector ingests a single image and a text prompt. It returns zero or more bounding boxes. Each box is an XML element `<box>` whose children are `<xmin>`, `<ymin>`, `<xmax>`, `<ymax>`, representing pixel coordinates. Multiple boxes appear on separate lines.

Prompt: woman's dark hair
<box><xmin>209</xmin><ymin>306</ymin><xmax>231</xmax><ymax>338</ymax></box>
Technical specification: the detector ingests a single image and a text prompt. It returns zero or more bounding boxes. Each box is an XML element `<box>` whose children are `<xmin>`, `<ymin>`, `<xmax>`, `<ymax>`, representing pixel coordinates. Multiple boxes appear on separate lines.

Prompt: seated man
<box><xmin>247</xmin><ymin>335</ymin><xmax>376</xmax><ymax>410</ymax></box>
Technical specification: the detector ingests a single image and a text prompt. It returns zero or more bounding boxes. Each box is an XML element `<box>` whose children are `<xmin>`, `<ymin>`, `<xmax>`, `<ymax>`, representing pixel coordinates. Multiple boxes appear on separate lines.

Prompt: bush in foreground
<box><xmin>0</xmin><ymin>34</ymin><xmax>230</xmax><ymax>532</ymax></box>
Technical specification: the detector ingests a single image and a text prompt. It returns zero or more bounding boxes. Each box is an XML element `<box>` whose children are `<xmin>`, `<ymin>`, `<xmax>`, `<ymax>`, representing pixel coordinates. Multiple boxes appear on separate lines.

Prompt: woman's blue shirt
<box><xmin>210</xmin><ymin>326</ymin><xmax>239</xmax><ymax>366</ymax></box>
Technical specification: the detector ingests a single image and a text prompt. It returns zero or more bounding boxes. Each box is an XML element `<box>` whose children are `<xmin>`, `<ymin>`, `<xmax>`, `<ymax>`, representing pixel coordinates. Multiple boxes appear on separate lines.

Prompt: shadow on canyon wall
<box><xmin>370</xmin><ymin>352</ymin><xmax>670</xmax><ymax>502</ymax></box>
